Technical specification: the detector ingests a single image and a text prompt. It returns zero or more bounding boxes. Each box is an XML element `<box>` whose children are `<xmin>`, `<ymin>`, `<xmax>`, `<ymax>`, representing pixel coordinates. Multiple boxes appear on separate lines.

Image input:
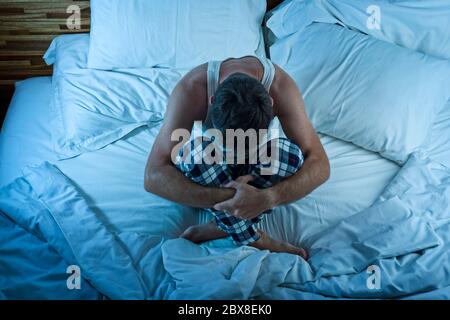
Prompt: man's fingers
<box><xmin>235</xmin><ymin>175</ymin><xmax>254</xmax><ymax>184</ymax></box>
<box><xmin>224</xmin><ymin>176</ymin><xmax>253</xmax><ymax>188</ymax></box>
<box><xmin>215</xmin><ymin>200</ymin><xmax>253</xmax><ymax>219</ymax></box>
<box><xmin>223</xmin><ymin>181</ymin><xmax>240</xmax><ymax>189</ymax></box>
<box><xmin>213</xmin><ymin>199</ymin><xmax>235</xmax><ymax>213</ymax></box>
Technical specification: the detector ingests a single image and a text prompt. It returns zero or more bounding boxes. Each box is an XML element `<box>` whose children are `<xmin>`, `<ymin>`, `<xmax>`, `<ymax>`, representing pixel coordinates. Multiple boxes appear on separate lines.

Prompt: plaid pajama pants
<box><xmin>176</xmin><ymin>136</ymin><xmax>304</xmax><ymax>245</ymax></box>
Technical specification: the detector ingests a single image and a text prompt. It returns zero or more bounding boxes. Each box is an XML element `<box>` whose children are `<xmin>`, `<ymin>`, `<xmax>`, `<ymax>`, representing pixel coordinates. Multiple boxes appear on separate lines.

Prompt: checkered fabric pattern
<box><xmin>176</xmin><ymin>136</ymin><xmax>304</xmax><ymax>245</ymax></box>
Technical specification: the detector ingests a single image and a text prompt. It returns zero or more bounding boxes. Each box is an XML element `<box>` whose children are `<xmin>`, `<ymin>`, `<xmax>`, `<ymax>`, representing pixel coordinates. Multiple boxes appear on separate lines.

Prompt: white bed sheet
<box><xmin>1</xmin><ymin>76</ymin><xmax>403</xmax><ymax>243</ymax></box>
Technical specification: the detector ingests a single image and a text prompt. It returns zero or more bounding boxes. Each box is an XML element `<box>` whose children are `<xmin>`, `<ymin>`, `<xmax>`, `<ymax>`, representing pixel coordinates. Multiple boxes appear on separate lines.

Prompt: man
<box><xmin>145</xmin><ymin>56</ymin><xmax>330</xmax><ymax>257</ymax></box>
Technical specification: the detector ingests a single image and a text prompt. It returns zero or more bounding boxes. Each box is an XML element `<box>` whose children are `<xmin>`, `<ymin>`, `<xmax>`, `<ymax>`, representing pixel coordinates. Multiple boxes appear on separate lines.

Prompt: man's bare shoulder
<box><xmin>270</xmin><ymin>64</ymin><xmax>303</xmax><ymax>106</ymax></box>
<box><xmin>166</xmin><ymin>63</ymin><xmax>208</xmax><ymax>121</ymax></box>
<box><xmin>179</xmin><ymin>63</ymin><xmax>208</xmax><ymax>91</ymax></box>
<box><xmin>270</xmin><ymin>64</ymin><xmax>296</xmax><ymax>95</ymax></box>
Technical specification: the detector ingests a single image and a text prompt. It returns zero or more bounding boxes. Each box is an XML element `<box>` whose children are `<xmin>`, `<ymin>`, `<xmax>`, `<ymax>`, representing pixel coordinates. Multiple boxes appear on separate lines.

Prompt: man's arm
<box><xmin>144</xmin><ymin>67</ymin><xmax>235</xmax><ymax>208</ymax></box>
<box><xmin>265</xmin><ymin>66</ymin><xmax>330</xmax><ymax>207</ymax></box>
<box><xmin>214</xmin><ymin>66</ymin><xmax>330</xmax><ymax>218</ymax></box>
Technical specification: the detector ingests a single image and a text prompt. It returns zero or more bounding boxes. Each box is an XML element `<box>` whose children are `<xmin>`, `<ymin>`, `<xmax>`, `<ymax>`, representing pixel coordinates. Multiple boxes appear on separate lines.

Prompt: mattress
<box><xmin>0</xmin><ymin>76</ymin><xmax>401</xmax><ymax>244</ymax></box>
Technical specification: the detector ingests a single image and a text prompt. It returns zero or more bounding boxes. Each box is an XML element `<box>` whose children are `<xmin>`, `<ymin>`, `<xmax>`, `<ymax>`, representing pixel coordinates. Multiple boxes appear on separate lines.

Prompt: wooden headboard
<box><xmin>0</xmin><ymin>0</ymin><xmax>90</xmax><ymax>116</ymax></box>
<box><xmin>0</xmin><ymin>0</ymin><xmax>283</xmax><ymax>120</ymax></box>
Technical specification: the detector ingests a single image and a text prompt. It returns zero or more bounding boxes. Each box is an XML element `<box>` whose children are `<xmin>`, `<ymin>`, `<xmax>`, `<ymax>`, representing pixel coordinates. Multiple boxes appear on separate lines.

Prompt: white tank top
<box><xmin>206</xmin><ymin>56</ymin><xmax>276</xmax><ymax>107</ymax></box>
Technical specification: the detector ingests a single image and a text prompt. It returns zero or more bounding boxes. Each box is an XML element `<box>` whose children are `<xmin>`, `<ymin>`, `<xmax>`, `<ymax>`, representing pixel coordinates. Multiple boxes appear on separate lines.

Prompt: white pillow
<box><xmin>269</xmin><ymin>0</ymin><xmax>450</xmax><ymax>60</ymax></box>
<box><xmin>88</xmin><ymin>0</ymin><xmax>267</xmax><ymax>70</ymax></box>
<box><xmin>270</xmin><ymin>23</ymin><xmax>450</xmax><ymax>163</ymax></box>
<box><xmin>44</xmin><ymin>34</ymin><xmax>184</xmax><ymax>159</ymax></box>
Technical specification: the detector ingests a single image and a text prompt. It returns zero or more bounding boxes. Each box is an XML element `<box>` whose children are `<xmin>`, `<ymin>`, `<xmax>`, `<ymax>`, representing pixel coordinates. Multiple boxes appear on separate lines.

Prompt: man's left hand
<box><xmin>213</xmin><ymin>175</ymin><xmax>275</xmax><ymax>220</ymax></box>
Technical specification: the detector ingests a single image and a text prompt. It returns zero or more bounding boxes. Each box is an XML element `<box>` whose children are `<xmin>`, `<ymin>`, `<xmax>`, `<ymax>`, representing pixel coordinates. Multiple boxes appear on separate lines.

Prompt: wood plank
<box><xmin>0</xmin><ymin>35</ymin><xmax>55</xmax><ymax>41</ymax></box>
<box><xmin>0</xmin><ymin>81</ymin><xmax>15</xmax><ymax>86</ymax></box>
<box><xmin>0</xmin><ymin>50</ymin><xmax>47</xmax><ymax>56</ymax></box>
<box><xmin>0</xmin><ymin>60</ymin><xmax>31</xmax><ymax>67</ymax></box>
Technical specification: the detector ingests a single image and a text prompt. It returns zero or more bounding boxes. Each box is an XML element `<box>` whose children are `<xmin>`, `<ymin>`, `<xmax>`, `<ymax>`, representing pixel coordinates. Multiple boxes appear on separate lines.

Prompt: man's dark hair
<box><xmin>209</xmin><ymin>73</ymin><xmax>273</xmax><ymax>133</ymax></box>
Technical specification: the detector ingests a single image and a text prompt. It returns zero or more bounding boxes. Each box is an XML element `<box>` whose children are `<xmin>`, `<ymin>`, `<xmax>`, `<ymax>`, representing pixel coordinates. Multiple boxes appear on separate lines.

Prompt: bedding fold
<box><xmin>1</xmin><ymin>163</ymin><xmax>163</xmax><ymax>299</ymax></box>
<box><xmin>2</xmin><ymin>153</ymin><xmax>449</xmax><ymax>299</ymax></box>
<box><xmin>0</xmin><ymin>212</ymin><xmax>101</xmax><ymax>300</ymax></box>
<box><xmin>162</xmin><ymin>195</ymin><xmax>441</xmax><ymax>299</ymax></box>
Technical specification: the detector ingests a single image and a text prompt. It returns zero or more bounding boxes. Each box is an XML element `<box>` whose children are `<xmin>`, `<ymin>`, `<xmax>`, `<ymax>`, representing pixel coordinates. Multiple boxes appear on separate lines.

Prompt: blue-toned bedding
<box><xmin>1</xmin><ymin>0</ymin><xmax>450</xmax><ymax>300</ymax></box>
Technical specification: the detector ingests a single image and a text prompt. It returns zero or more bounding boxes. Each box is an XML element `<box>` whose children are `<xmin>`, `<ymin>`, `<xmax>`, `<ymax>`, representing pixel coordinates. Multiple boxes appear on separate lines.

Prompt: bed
<box><xmin>1</xmin><ymin>0</ymin><xmax>450</xmax><ymax>300</ymax></box>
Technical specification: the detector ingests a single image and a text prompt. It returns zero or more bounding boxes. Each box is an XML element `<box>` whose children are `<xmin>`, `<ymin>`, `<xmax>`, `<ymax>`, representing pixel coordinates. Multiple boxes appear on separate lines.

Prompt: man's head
<box><xmin>208</xmin><ymin>73</ymin><xmax>274</xmax><ymax>134</ymax></box>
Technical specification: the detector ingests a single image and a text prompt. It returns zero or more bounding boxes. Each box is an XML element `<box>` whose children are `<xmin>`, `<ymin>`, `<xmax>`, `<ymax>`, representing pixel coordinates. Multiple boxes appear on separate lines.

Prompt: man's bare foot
<box><xmin>180</xmin><ymin>221</ymin><xmax>228</xmax><ymax>244</ymax></box>
<box><xmin>249</xmin><ymin>230</ymin><xmax>308</xmax><ymax>259</ymax></box>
